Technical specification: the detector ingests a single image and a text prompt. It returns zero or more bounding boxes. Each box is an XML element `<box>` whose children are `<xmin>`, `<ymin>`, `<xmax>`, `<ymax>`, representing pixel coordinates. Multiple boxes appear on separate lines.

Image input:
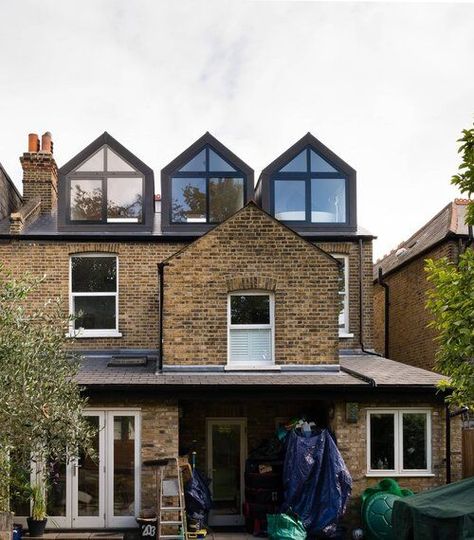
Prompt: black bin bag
<box><xmin>184</xmin><ymin>470</ymin><xmax>212</xmax><ymax>530</ymax></box>
<box><xmin>281</xmin><ymin>429</ymin><xmax>352</xmax><ymax>538</ymax></box>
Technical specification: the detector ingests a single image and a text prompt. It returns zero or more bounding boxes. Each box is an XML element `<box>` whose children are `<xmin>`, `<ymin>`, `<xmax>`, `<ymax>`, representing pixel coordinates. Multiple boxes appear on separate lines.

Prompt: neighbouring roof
<box><xmin>74</xmin><ymin>350</ymin><xmax>447</xmax><ymax>391</ymax></box>
<box><xmin>374</xmin><ymin>199</ymin><xmax>470</xmax><ymax>279</ymax></box>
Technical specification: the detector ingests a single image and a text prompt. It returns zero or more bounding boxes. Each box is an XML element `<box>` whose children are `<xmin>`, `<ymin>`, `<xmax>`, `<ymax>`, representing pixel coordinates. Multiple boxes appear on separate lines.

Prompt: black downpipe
<box><xmin>359</xmin><ymin>239</ymin><xmax>383</xmax><ymax>357</ymax></box>
<box><xmin>377</xmin><ymin>267</ymin><xmax>390</xmax><ymax>358</ymax></box>
<box><xmin>157</xmin><ymin>262</ymin><xmax>168</xmax><ymax>373</ymax></box>
<box><xmin>446</xmin><ymin>403</ymin><xmax>451</xmax><ymax>484</ymax></box>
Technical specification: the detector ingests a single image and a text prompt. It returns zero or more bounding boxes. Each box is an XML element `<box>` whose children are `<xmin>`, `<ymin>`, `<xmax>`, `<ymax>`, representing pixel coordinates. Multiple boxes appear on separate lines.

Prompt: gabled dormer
<box><xmin>256</xmin><ymin>133</ymin><xmax>357</xmax><ymax>233</ymax></box>
<box><xmin>160</xmin><ymin>132</ymin><xmax>254</xmax><ymax>234</ymax></box>
<box><xmin>58</xmin><ymin>132</ymin><xmax>155</xmax><ymax>232</ymax></box>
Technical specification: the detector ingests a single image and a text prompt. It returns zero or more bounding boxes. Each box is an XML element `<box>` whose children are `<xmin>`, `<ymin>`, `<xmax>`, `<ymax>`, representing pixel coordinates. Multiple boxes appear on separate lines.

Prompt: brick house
<box><xmin>373</xmin><ymin>200</ymin><xmax>470</xmax><ymax>370</ymax></box>
<box><xmin>0</xmin><ymin>131</ymin><xmax>462</xmax><ymax>531</ymax></box>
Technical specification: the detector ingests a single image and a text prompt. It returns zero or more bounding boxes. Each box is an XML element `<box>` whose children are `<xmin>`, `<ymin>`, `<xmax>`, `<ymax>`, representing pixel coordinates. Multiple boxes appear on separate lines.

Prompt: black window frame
<box><xmin>58</xmin><ymin>132</ymin><xmax>155</xmax><ymax>233</ymax></box>
<box><xmin>161</xmin><ymin>132</ymin><xmax>254</xmax><ymax>234</ymax></box>
<box><xmin>256</xmin><ymin>133</ymin><xmax>357</xmax><ymax>233</ymax></box>
<box><xmin>170</xmin><ymin>146</ymin><xmax>246</xmax><ymax>225</ymax></box>
<box><xmin>271</xmin><ymin>146</ymin><xmax>349</xmax><ymax>226</ymax></box>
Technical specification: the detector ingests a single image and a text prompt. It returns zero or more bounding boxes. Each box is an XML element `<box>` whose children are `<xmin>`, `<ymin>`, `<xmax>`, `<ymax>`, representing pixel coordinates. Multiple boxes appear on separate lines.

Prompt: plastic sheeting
<box><xmin>267</xmin><ymin>513</ymin><xmax>307</xmax><ymax>540</ymax></box>
<box><xmin>281</xmin><ymin>429</ymin><xmax>352</xmax><ymax>538</ymax></box>
<box><xmin>184</xmin><ymin>470</ymin><xmax>212</xmax><ymax>529</ymax></box>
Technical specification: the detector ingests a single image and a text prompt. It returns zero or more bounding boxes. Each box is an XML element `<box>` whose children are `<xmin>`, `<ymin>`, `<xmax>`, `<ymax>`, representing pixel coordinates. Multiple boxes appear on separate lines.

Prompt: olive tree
<box><xmin>426</xmin><ymin>122</ymin><xmax>474</xmax><ymax>408</ymax></box>
<box><xmin>0</xmin><ymin>265</ymin><xmax>94</xmax><ymax>512</ymax></box>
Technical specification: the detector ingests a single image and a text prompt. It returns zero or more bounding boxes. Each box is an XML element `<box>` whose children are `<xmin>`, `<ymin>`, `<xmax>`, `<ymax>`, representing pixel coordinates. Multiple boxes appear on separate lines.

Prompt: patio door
<box><xmin>206</xmin><ymin>418</ymin><xmax>247</xmax><ymax>526</ymax></box>
<box><xmin>46</xmin><ymin>410</ymin><xmax>140</xmax><ymax>529</ymax></box>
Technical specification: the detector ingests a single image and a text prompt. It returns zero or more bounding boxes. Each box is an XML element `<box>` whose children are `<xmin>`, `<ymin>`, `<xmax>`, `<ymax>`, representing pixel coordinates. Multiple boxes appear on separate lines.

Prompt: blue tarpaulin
<box><xmin>281</xmin><ymin>429</ymin><xmax>352</xmax><ymax>538</ymax></box>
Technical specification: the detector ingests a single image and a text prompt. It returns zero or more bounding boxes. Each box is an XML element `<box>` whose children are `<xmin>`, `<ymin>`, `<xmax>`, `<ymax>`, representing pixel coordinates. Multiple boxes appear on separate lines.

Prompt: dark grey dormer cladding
<box><xmin>57</xmin><ymin>132</ymin><xmax>155</xmax><ymax>232</ymax></box>
<box><xmin>160</xmin><ymin>132</ymin><xmax>254</xmax><ymax>234</ymax></box>
<box><xmin>256</xmin><ymin>133</ymin><xmax>357</xmax><ymax>233</ymax></box>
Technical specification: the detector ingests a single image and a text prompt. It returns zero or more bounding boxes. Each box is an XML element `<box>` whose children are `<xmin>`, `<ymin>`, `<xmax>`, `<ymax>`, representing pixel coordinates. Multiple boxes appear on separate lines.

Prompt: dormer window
<box><xmin>256</xmin><ymin>133</ymin><xmax>357</xmax><ymax>233</ymax></box>
<box><xmin>273</xmin><ymin>148</ymin><xmax>346</xmax><ymax>224</ymax></box>
<box><xmin>69</xmin><ymin>147</ymin><xmax>143</xmax><ymax>223</ymax></box>
<box><xmin>161</xmin><ymin>133</ymin><xmax>254</xmax><ymax>233</ymax></box>
<box><xmin>58</xmin><ymin>132</ymin><xmax>154</xmax><ymax>232</ymax></box>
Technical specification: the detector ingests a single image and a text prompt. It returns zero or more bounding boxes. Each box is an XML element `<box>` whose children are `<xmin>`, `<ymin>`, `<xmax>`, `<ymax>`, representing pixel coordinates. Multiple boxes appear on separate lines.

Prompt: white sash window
<box><xmin>228</xmin><ymin>292</ymin><xmax>274</xmax><ymax>367</ymax></box>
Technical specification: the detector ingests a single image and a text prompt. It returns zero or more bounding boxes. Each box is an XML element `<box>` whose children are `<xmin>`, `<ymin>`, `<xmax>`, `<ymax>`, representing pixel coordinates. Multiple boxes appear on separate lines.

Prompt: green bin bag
<box><xmin>267</xmin><ymin>513</ymin><xmax>306</xmax><ymax>540</ymax></box>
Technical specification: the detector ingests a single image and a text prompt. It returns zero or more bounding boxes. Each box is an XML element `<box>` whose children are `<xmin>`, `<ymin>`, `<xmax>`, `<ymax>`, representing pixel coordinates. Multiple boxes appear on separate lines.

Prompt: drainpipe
<box><xmin>359</xmin><ymin>239</ymin><xmax>383</xmax><ymax>357</ymax></box>
<box><xmin>377</xmin><ymin>267</ymin><xmax>390</xmax><ymax>358</ymax></box>
<box><xmin>157</xmin><ymin>262</ymin><xmax>169</xmax><ymax>373</ymax></box>
<box><xmin>446</xmin><ymin>403</ymin><xmax>451</xmax><ymax>484</ymax></box>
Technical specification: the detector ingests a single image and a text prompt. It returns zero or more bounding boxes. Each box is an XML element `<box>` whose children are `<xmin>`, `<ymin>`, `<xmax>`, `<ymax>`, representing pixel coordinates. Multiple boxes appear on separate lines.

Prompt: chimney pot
<box><xmin>28</xmin><ymin>133</ymin><xmax>39</xmax><ymax>152</ymax></box>
<box><xmin>41</xmin><ymin>131</ymin><xmax>53</xmax><ymax>154</ymax></box>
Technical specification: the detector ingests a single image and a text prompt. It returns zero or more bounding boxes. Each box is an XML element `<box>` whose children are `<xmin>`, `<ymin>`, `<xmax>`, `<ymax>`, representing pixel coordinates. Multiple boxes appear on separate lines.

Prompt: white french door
<box><xmin>46</xmin><ymin>410</ymin><xmax>140</xmax><ymax>529</ymax></box>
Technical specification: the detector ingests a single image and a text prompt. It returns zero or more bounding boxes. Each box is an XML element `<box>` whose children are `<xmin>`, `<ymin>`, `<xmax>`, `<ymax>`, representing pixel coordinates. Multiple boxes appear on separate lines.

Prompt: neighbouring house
<box><xmin>373</xmin><ymin>200</ymin><xmax>470</xmax><ymax>370</ymax></box>
<box><xmin>0</xmin><ymin>162</ymin><xmax>21</xmax><ymax>220</ymax></box>
<box><xmin>0</xmin><ymin>130</ymin><xmax>462</xmax><ymax>532</ymax></box>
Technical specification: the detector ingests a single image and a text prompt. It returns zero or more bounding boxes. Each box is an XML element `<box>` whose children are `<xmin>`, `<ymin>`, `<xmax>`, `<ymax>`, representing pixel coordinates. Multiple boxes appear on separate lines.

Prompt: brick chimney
<box><xmin>20</xmin><ymin>131</ymin><xmax>58</xmax><ymax>213</ymax></box>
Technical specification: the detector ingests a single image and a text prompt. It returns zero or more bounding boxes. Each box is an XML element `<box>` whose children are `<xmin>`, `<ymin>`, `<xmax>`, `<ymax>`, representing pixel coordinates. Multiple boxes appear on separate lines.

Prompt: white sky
<box><xmin>0</xmin><ymin>0</ymin><xmax>473</xmax><ymax>259</ymax></box>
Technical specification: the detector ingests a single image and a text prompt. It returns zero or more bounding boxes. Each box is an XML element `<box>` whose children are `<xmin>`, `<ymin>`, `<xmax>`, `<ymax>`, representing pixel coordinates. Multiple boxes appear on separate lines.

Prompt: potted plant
<box><xmin>27</xmin><ymin>484</ymin><xmax>47</xmax><ymax>537</ymax></box>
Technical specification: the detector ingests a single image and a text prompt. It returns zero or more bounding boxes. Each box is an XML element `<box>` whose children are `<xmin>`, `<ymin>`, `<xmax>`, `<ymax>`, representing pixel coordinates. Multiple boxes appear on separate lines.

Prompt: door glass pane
<box><xmin>73</xmin><ymin>296</ymin><xmax>116</xmax><ymax>330</ymax></box>
<box><xmin>209</xmin><ymin>177</ymin><xmax>244</xmax><ymax>222</ymax></box>
<box><xmin>231</xmin><ymin>295</ymin><xmax>270</xmax><ymax>325</ymax></box>
<box><xmin>211</xmin><ymin>423</ymin><xmax>241</xmax><ymax>516</ymax></box>
<box><xmin>78</xmin><ymin>416</ymin><xmax>100</xmax><ymax>516</ymax></box>
<box><xmin>209</xmin><ymin>149</ymin><xmax>236</xmax><ymax>172</ymax></box>
<box><xmin>107</xmin><ymin>177</ymin><xmax>143</xmax><ymax>222</ymax></box>
<box><xmin>47</xmin><ymin>460</ymin><xmax>67</xmax><ymax>516</ymax></box>
<box><xmin>76</xmin><ymin>149</ymin><xmax>105</xmax><ymax>172</ymax></box>
<box><xmin>370</xmin><ymin>413</ymin><xmax>395</xmax><ymax>470</ymax></box>
<box><xmin>279</xmin><ymin>150</ymin><xmax>307</xmax><ymax>172</ymax></box>
<box><xmin>311</xmin><ymin>178</ymin><xmax>346</xmax><ymax>223</ymax></box>
<box><xmin>171</xmin><ymin>177</ymin><xmax>206</xmax><ymax>222</ymax></box>
<box><xmin>274</xmin><ymin>180</ymin><xmax>306</xmax><ymax>221</ymax></box>
<box><xmin>113</xmin><ymin>416</ymin><xmax>135</xmax><ymax>516</ymax></box>
<box><xmin>70</xmin><ymin>179</ymin><xmax>103</xmax><ymax>221</ymax></box>
<box><xmin>403</xmin><ymin>413</ymin><xmax>427</xmax><ymax>470</ymax></box>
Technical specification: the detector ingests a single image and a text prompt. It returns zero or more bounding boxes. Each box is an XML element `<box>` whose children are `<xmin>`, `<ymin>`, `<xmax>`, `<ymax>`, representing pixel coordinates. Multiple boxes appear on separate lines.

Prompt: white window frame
<box><xmin>366</xmin><ymin>408</ymin><xmax>433</xmax><ymax>477</ymax></box>
<box><xmin>333</xmin><ymin>254</ymin><xmax>351</xmax><ymax>337</ymax></box>
<box><xmin>69</xmin><ymin>253</ymin><xmax>122</xmax><ymax>338</ymax></box>
<box><xmin>227</xmin><ymin>290</ymin><xmax>275</xmax><ymax>369</ymax></box>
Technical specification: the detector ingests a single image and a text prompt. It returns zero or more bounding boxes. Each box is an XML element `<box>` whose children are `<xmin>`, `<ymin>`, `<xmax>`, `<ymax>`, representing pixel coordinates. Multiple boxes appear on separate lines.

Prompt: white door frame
<box><xmin>46</xmin><ymin>409</ymin><xmax>141</xmax><ymax>529</ymax></box>
<box><xmin>206</xmin><ymin>418</ymin><xmax>247</xmax><ymax>526</ymax></box>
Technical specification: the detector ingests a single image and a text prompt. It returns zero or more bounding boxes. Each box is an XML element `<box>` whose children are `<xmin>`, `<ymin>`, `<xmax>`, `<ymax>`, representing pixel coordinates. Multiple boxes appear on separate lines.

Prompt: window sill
<box><xmin>225</xmin><ymin>364</ymin><xmax>281</xmax><ymax>371</ymax></box>
<box><xmin>366</xmin><ymin>472</ymin><xmax>434</xmax><ymax>478</ymax></box>
<box><xmin>66</xmin><ymin>331</ymin><xmax>123</xmax><ymax>339</ymax></box>
<box><xmin>339</xmin><ymin>332</ymin><xmax>354</xmax><ymax>339</ymax></box>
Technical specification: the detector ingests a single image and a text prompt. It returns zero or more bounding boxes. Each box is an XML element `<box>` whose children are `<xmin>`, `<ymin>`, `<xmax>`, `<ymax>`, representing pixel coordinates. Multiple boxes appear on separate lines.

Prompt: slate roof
<box><xmin>75</xmin><ymin>351</ymin><xmax>447</xmax><ymax>390</ymax></box>
<box><xmin>374</xmin><ymin>199</ymin><xmax>470</xmax><ymax>279</ymax></box>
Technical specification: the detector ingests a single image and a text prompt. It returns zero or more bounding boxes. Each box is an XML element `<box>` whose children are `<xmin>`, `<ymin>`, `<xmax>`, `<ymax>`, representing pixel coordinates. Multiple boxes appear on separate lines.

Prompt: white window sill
<box><xmin>66</xmin><ymin>330</ymin><xmax>123</xmax><ymax>339</ymax></box>
<box><xmin>366</xmin><ymin>472</ymin><xmax>434</xmax><ymax>478</ymax></box>
<box><xmin>339</xmin><ymin>332</ymin><xmax>354</xmax><ymax>338</ymax></box>
<box><xmin>225</xmin><ymin>364</ymin><xmax>281</xmax><ymax>371</ymax></box>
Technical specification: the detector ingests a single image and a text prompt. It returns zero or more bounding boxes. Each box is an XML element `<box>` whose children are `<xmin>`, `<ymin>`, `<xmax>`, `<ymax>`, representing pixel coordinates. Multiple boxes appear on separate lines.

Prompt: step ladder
<box><xmin>157</xmin><ymin>457</ymin><xmax>187</xmax><ymax>540</ymax></box>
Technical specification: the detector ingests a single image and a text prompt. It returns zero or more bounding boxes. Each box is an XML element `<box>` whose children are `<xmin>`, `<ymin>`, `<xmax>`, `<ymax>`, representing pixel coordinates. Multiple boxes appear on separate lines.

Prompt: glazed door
<box><xmin>72</xmin><ymin>412</ymin><xmax>106</xmax><ymax>528</ymax></box>
<box><xmin>207</xmin><ymin>418</ymin><xmax>247</xmax><ymax>526</ymax></box>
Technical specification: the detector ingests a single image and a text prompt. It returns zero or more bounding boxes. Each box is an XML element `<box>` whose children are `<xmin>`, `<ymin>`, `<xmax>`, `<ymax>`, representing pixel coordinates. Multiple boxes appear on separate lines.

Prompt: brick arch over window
<box><xmin>226</xmin><ymin>276</ymin><xmax>277</xmax><ymax>292</ymax></box>
<box><xmin>69</xmin><ymin>243</ymin><xmax>120</xmax><ymax>255</ymax></box>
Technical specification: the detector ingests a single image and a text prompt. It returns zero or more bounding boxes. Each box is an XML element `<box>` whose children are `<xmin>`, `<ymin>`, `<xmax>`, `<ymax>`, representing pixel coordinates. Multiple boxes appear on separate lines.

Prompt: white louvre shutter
<box><xmin>230</xmin><ymin>329</ymin><xmax>272</xmax><ymax>364</ymax></box>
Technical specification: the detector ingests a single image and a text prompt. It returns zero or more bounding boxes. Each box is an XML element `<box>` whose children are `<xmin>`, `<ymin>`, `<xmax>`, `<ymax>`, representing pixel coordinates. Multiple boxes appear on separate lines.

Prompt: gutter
<box><xmin>340</xmin><ymin>365</ymin><xmax>376</xmax><ymax>387</ymax></box>
<box><xmin>377</xmin><ymin>267</ymin><xmax>390</xmax><ymax>357</ymax></box>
